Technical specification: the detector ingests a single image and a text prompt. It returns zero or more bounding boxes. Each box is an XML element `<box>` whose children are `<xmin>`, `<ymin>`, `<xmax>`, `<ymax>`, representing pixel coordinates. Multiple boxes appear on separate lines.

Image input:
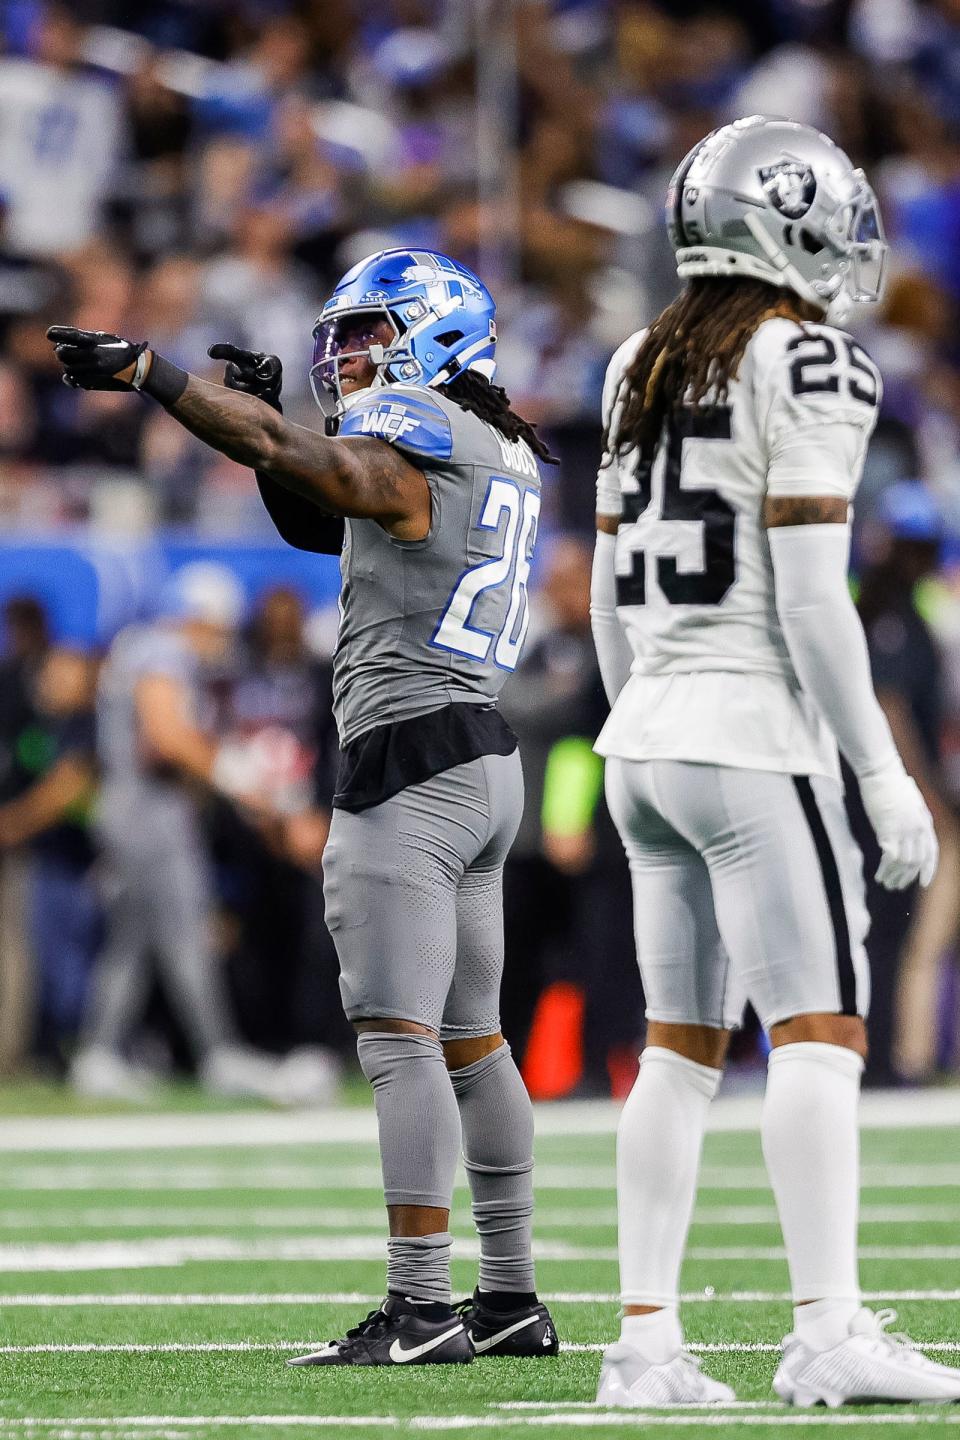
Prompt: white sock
<box><xmin>762</xmin><ymin>1041</ymin><xmax>863</xmax><ymax>1309</ymax></box>
<box><xmin>620</xmin><ymin>1307</ymin><xmax>683</xmax><ymax>1364</ymax></box>
<box><xmin>794</xmin><ymin>1297</ymin><xmax>861</xmax><ymax>1352</ymax></box>
<box><xmin>617</xmin><ymin>1046</ymin><xmax>721</xmax><ymax>1308</ymax></box>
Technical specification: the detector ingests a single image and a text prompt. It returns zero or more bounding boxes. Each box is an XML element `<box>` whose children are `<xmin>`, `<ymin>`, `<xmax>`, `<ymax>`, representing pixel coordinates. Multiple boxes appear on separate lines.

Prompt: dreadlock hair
<box><xmin>606</xmin><ymin>277</ymin><xmax>823</xmax><ymax>464</ymax></box>
<box><xmin>437</xmin><ymin>368</ymin><xmax>558</xmax><ymax>464</ymax></box>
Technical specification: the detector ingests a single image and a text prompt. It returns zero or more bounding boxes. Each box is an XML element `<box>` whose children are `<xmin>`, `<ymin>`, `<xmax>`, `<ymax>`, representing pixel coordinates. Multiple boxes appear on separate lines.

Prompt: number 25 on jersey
<box><xmin>617</xmin><ymin>408</ymin><xmax>736</xmax><ymax>609</ymax></box>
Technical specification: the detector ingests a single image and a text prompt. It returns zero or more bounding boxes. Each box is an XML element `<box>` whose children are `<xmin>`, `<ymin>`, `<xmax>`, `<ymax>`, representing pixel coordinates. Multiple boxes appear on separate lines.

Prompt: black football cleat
<box><xmin>287</xmin><ymin>1294</ymin><xmax>474</xmax><ymax>1367</ymax></box>
<box><xmin>456</xmin><ymin>1289</ymin><xmax>560</xmax><ymax>1357</ymax></box>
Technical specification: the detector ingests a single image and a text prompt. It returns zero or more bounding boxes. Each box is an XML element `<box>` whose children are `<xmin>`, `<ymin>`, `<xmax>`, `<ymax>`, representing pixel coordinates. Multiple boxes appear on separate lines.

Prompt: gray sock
<box><xmin>387</xmin><ymin>1232</ymin><xmax>453</xmax><ymax>1305</ymax></box>
<box><xmin>449</xmin><ymin>1042</ymin><xmax>536</xmax><ymax>1293</ymax></box>
<box><xmin>357</xmin><ymin>1031</ymin><xmax>462</xmax><ymax>1301</ymax></box>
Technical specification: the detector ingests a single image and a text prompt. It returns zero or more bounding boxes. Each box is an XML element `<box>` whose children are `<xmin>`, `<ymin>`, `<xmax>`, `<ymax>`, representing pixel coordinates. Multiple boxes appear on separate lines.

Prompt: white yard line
<box><xmin>562</xmin><ymin>1342</ymin><xmax>960</xmax><ymax>1355</ymax></box>
<box><xmin>3</xmin><ymin>1288</ymin><xmax>960</xmax><ymax>1307</ymax></box>
<box><xmin>3</xmin><ymin>1418</ymin><xmax>960</xmax><ymax>1436</ymax></box>
<box><xmin>1</xmin><ymin>1416</ymin><xmax>960</xmax><ymax>1440</ymax></box>
<box><xmin>698</xmin><ymin>1165</ymin><xmax>960</xmax><ymax>1191</ymax></box>
<box><xmin>0</xmin><ymin>1236</ymin><xmax>623</xmax><ymax>1273</ymax></box>
<box><xmin>4</xmin><ymin>1162</ymin><xmax>959</xmax><ymax>1193</ymax></box>
<box><xmin>2</xmin><ymin>1234</ymin><xmax>960</xmax><ymax>1273</ymax></box>
<box><xmin>2</xmin><ymin>1340</ymin><xmax>959</xmax><ymax>1356</ymax></box>
<box><xmin>0</xmin><ymin>1428</ymin><xmax>189</xmax><ymax>1440</ymax></box>
<box><xmin>497</xmin><ymin>1402</ymin><xmax>786</xmax><ymax>1412</ymax></box>
<box><xmin>0</xmin><ymin>1090</ymin><xmax>955</xmax><ymax>1153</ymax></box>
<box><xmin>0</xmin><ymin>1203</ymin><xmax>955</xmax><ymax>1230</ymax></box>
<box><xmin>0</xmin><ymin>1431</ymin><xmax>190</xmax><ymax>1440</ymax></box>
<box><xmin>0</xmin><ymin>1208</ymin><xmax>394</xmax><ymax>1232</ymax></box>
<box><xmin>416</xmin><ymin>1417</ymin><xmax>960</xmax><ymax>1430</ymax></box>
<box><xmin>0</xmin><ymin>1424</ymin><xmax>396</xmax><ymax>1433</ymax></box>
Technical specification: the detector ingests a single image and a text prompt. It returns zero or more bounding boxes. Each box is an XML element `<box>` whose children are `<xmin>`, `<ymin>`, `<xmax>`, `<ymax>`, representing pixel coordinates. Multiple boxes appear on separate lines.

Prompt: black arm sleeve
<box><xmin>255</xmin><ymin>472</ymin><xmax>345</xmax><ymax>555</ymax></box>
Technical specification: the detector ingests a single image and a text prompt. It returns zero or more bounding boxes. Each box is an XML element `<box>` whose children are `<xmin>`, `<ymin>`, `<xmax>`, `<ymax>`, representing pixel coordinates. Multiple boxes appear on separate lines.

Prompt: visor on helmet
<box><xmin>309</xmin><ymin>305</ymin><xmax>401</xmax><ymax>410</ymax></box>
<box><xmin>850</xmin><ymin>196</ymin><xmax>886</xmax><ymax>302</ymax></box>
<box><xmin>825</xmin><ymin>173</ymin><xmax>887</xmax><ymax>303</ymax></box>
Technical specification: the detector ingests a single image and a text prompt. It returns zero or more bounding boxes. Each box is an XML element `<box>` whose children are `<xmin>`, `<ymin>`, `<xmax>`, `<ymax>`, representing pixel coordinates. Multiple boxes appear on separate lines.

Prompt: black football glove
<box><xmin>208</xmin><ymin>343</ymin><xmax>283</xmax><ymax>414</ymax></box>
<box><xmin>46</xmin><ymin>326</ymin><xmax>149</xmax><ymax>391</ymax></box>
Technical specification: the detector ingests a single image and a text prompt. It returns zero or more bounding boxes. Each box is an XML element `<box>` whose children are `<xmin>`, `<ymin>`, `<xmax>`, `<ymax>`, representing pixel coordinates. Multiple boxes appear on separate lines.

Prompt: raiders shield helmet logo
<box><xmin>759</xmin><ymin>161</ymin><xmax>816</xmax><ymax>219</ymax></box>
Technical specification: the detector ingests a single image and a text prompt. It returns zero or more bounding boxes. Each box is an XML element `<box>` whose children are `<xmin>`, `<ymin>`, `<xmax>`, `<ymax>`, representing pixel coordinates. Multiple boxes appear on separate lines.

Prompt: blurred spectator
<box><xmin>212</xmin><ymin>585</ymin><xmax>348</xmax><ymax>1061</ymax></box>
<box><xmin>201</xmin><ymin>205</ymin><xmax>320</xmax><ymax>410</ymax></box>
<box><xmin>76</xmin><ymin>562</ymin><xmax>335</xmax><ymax>1104</ymax></box>
<box><xmin>848</xmin><ymin>483</ymin><xmax>958</xmax><ymax>1083</ymax></box>
<box><xmin>0</xmin><ymin>596</ymin><xmax>50</xmax><ymax>1072</ymax></box>
<box><xmin>0</xmin><ymin>6</ymin><xmax>125</xmax><ymax>257</ymax></box>
<box><xmin>0</xmin><ymin>646</ymin><xmax>99</xmax><ymax>1068</ymax></box>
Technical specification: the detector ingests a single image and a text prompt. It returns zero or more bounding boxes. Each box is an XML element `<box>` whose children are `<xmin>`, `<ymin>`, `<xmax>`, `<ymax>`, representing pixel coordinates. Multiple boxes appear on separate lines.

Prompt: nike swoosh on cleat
<box><xmin>388</xmin><ymin>1324</ymin><xmax>465</xmax><ymax>1364</ymax></box>
<box><xmin>287</xmin><ymin>1342</ymin><xmax>341</xmax><ymax>1365</ymax></box>
<box><xmin>471</xmin><ymin>1313</ymin><xmax>541</xmax><ymax>1354</ymax></box>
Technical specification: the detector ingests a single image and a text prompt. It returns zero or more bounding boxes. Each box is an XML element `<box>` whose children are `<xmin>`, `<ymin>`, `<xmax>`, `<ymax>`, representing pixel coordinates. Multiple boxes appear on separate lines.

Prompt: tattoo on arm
<box><xmin>763</xmin><ymin>495</ymin><xmax>849</xmax><ymax>528</ymax></box>
<box><xmin>167</xmin><ymin>374</ymin><xmax>427</xmax><ymax>524</ymax></box>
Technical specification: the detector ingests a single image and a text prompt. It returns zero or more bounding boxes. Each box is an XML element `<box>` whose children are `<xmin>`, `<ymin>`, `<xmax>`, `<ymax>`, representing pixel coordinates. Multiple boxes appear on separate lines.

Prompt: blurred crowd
<box><xmin>0</xmin><ymin>0</ymin><xmax>960</xmax><ymax>1094</ymax></box>
<box><xmin>3</xmin><ymin>0</ymin><xmax>960</xmax><ymax>532</ymax></box>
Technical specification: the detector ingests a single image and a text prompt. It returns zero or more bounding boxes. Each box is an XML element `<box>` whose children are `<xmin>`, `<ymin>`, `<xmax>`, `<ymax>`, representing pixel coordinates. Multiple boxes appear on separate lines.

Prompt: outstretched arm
<box><xmin>45</xmin><ymin>329</ymin><xmax>430</xmax><ymax>533</ymax></box>
<box><xmin>166</xmin><ymin>371</ymin><xmax>427</xmax><ymax>527</ymax></box>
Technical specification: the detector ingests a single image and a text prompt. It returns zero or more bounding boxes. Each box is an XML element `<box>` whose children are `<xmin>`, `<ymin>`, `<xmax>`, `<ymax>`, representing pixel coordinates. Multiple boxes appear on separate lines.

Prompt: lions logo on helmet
<box><xmin>759</xmin><ymin>161</ymin><xmax>816</xmax><ymax>220</ymax></box>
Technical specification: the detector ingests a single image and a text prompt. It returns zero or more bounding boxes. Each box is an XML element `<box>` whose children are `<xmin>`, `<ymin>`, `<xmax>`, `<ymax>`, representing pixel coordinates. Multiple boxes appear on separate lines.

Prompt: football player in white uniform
<box><xmin>590</xmin><ymin>116</ymin><xmax>956</xmax><ymax>1409</ymax></box>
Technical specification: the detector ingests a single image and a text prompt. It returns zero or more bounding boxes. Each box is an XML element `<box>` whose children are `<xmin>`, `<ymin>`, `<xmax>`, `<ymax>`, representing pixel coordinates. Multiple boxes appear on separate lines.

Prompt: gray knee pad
<box><xmin>449</xmin><ymin>1042</ymin><xmax>535</xmax><ymax>1292</ymax></box>
<box><xmin>357</xmin><ymin>1031</ymin><xmax>461</xmax><ymax>1209</ymax></box>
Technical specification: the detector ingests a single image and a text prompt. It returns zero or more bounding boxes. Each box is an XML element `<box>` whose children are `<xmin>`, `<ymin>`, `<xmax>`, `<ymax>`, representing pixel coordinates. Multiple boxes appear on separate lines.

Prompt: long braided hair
<box><xmin>437</xmin><ymin>369</ymin><xmax>558</xmax><ymax>464</ymax></box>
<box><xmin>606</xmin><ymin>278</ymin><xmax>822</xmax><ymax>464</ymax></box>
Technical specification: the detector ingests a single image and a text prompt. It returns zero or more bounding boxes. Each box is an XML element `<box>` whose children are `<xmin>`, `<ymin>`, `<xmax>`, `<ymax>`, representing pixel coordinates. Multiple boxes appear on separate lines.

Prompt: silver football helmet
<box><xmin>666</xmin><ymin>115</ymin><xmax>887</xmax><ymax>318</ymax></box>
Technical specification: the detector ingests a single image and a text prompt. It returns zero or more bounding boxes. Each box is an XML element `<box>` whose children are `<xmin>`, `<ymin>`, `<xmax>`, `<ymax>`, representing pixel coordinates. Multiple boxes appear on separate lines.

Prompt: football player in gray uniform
<box><xmin>47</xmin><ymin>248</ymin><xmax>559</xmax><ymax>1368</ymax></box>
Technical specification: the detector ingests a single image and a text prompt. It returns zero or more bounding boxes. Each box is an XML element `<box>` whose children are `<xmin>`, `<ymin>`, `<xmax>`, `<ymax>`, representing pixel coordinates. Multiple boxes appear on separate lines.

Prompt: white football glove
<box><xmin>858</xmin><ymin>763</ymin><xmax>939</xmax><ymax>891</ymax></box>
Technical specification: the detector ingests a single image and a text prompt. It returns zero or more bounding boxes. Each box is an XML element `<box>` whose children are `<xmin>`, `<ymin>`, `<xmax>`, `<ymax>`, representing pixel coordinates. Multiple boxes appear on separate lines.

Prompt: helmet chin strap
<box><xmin>824</xmin><ymin>290</ymin><xmax>853</xmax><ymax>325</ymax></box>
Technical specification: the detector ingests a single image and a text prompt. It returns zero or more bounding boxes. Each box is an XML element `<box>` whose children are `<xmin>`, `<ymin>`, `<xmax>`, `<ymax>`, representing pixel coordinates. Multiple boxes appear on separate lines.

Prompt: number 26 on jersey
<box><xmin>432</xmin><ymin>477</ymin><xmax>540</xmax><ymax>672</ymax></box>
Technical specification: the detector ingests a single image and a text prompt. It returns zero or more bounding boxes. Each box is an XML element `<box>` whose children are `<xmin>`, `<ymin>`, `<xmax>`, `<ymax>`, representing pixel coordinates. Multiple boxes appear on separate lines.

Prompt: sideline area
<box><xmin>0</xmin><ymin>1087</ymin><xmax>956</xmax><ymax>1151</ymax></box>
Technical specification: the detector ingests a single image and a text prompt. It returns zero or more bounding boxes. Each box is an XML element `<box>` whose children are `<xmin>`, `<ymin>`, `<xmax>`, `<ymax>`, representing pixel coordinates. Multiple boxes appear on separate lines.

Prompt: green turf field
<box><xmin>0</xmin><ymin>1095</ymin><xmax>958</xmax><ymax>1438</ymax></box>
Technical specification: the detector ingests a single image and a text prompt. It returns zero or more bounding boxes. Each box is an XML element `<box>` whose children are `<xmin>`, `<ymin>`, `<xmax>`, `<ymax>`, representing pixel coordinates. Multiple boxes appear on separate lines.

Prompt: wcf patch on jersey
<box><xmin>356</xmin><ymin>404</ymin><xmax>421</xmax><ymax>442</ymax></box>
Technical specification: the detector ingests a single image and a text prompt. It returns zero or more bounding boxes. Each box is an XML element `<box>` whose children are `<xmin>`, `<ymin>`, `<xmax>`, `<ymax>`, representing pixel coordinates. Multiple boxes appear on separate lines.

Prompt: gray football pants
<box><xmin>323</xmin><ymin>750</ymin><xmax>524</xmax><ymax>1036</ymax></box>
<box><xmin>84</xmin><ymin>820</ymin><xmax>231</xmax><ymax>1058</ymax></box>
<box><xmin>605</xmin><ymin>759</ymin><xmax>871</xmax><ymax>1032</ymax></box>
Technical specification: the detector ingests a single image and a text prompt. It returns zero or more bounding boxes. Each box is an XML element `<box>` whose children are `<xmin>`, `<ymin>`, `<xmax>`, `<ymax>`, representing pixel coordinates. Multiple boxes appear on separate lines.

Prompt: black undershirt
<box><xmin>334</xmin><ymin>703</ymin><xmax>518</xmax><ymax>813</ymax></box>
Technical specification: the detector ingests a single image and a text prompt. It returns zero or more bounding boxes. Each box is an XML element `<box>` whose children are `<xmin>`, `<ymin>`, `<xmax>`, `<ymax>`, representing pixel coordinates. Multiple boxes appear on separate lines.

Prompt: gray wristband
<box><xmin>137</xmin><ymin>352</ymin><xmax>188</xmax><ymax>407</ymax></box>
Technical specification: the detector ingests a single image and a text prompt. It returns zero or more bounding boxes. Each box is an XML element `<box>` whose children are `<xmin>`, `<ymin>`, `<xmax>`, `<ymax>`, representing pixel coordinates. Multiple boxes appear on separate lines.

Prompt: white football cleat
<box><xmin>199</xmin><ymin>1043</ymin><xmax>283</xmax><ymax>1101</ymax></box>
<box><xmin>596</xmin><ymin>1341</ymin><xmax>736</xmax><ymax>1408</ymax></box>
<box><xmin>271</xmin><ymin>1046</ymin><xmax>341</xmax><ymax>1107</ymax></box>
<box><xmin>774</xmin><ymin>1308</ymin><xmax>960</xmax><ymax>1406</ymax></box>
<box><xmin>69</xmin><ymin>1046</ymin><xmax>156</xmax><ymax>1103</ymax></box>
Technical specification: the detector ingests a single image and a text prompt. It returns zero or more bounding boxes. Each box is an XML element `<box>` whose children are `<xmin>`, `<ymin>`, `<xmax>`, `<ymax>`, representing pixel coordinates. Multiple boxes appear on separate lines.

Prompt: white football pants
<box><xmin>604</xmin><ymin>759</ymin><xmax>870</xmax><ymax>1031</ymax></box>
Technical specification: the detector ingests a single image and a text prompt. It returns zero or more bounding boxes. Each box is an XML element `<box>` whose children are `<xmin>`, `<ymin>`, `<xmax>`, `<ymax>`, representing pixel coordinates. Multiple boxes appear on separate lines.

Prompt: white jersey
<box><xmin>0</xmin><ymin>59</ymin><xmax>123</xmax><ymax>257</ymax></box>
<box><xmin>595</xmin><ymin>315</ymin><xmax>881</xmax><ymax>779</ymax></box>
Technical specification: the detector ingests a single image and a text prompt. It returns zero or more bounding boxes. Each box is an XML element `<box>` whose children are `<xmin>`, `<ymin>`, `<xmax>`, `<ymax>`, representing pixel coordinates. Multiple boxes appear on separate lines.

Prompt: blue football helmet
<box><xmin>310</xmin><ymin>248</ymin><xmax>497</xmax><ymax>412</ymax></box>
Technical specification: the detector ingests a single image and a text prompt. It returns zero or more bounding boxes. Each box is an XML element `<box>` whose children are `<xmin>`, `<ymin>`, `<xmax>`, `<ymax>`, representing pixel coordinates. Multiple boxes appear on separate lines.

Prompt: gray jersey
<box><xmin>334</xmin><ymin>384</ymin><xmax>543</xmax><ymax>744</ymax></box>
<box><xmin>96</xmin><ymin>623</ymin><xmax>202</xmax><ymax>850</ymax></box>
